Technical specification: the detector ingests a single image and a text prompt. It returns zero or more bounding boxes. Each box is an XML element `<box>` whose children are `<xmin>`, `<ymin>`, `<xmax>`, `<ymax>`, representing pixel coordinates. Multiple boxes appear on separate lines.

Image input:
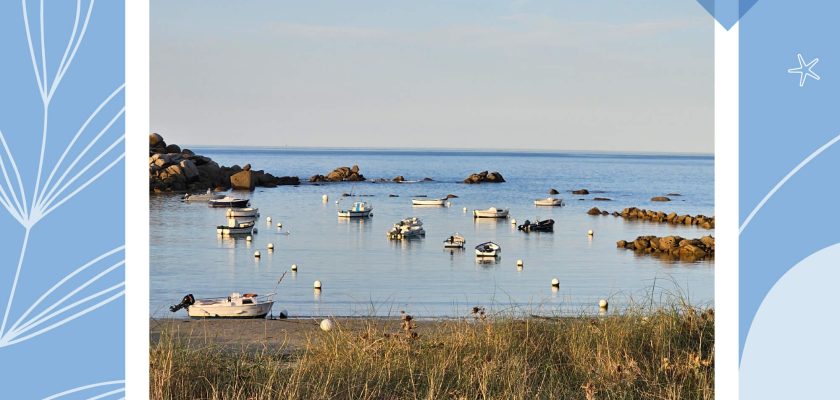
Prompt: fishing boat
<box><xmin>169</xmin><ymin>292</ymin><xmax>274</xmax><ymax>319</ymax></box>
<box><xmin>473</xmin><ymin>207</ymin><xmax>509</xmax><ymax>218</ymax></box>
<box><xmin>534</xmin><ymin>197</ymin><xmax>564</xmax><ymax>207</ymax></box>
<box><xmin>443</xmin><ymin>233</ymin><xmax>466</xmax><ymax>249</ymax></box>
<box><xmin>225</xmin><ymin>207</ymin><xmax>260</xmax><ymax>218</ymax></box>
<box><xmin>338</xmin><ymin>201</ymin><xmax>373</xmax><ymax>218</ymax></box>
<box><xmin>216</xmin><ymin>219</ymin><xmax>255</xmax><ymax>235</ymax></box>
<box><xmin>475</xmin><ymin>241</ymin><xmax>501</xmax><ymax>257</ymax></box>
<box><xmin>209</xmin><ymin>196</ymin><xmax>249</xmax><ymax>208</ymax></box>
<box><xmin>412</xmin><ymin>198</ymin><xmax>446</xmax><ymax>206</ymax></box>
<box><xmin>183</xmin><ymin>189</ymin><xmax>225</xmax><ymax>202</ymax></box>
<box><xmin>387</xmin><ymin>217</ymin><xmax>426</xmax><ymax>239</ymax></box>
<box><xmin>517</xmin><ymin>219</ymin><xmax>555</xmax><ymax>232</ymax></box>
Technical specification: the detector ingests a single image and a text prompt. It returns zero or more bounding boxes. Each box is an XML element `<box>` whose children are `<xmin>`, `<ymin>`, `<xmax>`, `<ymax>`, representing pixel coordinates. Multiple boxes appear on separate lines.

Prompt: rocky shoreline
<box><xmin>587</xmin><ymin>207</ymin><xmax>715</xmax><ymax>229</ymax></box>
<box><xmin>617</xmin><ymin>235</ymin><xmax>714</xmax><ymax>261</ymax></box>
<box><xmin>149</xmin><ymin>133</ymin><xmax>299</xmax><ymax>193</ymax></box>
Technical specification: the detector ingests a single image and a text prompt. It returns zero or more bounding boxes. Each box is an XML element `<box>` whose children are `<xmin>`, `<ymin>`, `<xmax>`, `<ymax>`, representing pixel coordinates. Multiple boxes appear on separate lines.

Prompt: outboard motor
<box><xmin>169</xmin><ymin>294</ymin><xmax>195</xmax><ymax>312</ymax></box>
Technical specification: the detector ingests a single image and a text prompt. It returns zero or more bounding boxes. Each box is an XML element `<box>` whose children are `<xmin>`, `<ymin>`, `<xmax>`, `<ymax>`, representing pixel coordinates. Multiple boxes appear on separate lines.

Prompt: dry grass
<box><xmin>150</xmin><ymin>304</ymin><xmax>713</xmax><ymax>400</ymax></box>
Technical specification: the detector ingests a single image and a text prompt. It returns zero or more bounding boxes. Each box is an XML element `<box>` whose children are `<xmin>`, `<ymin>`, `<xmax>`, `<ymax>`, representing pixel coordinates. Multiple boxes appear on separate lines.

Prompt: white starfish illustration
<box><xmin>787</xmin><ymin>53</ymin><xmax>820</xmax><ymax>87</ymax></box>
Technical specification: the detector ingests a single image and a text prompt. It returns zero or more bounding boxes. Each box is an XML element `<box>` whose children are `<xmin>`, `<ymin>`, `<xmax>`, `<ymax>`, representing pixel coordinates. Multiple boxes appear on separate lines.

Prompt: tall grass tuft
<box><xmin>151</xmin><ymin>302</ymin><xmax>713</xmax><ymax>399</ymax></box>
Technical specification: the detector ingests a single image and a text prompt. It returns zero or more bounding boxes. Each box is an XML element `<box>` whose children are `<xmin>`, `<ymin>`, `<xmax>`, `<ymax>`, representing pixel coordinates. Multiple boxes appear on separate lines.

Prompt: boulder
<box><xmin>549</xmin><ymin>188</ymin><xmax>560</xmax><ymax>195</ymax></box>
<box><xmin>243</xmin><ymin>163</ymin><xmax>251</xmax><ymax>171</ymax></box>
<box><xmin>587</xmin><ymin>207</ymin><xmax>602</xmax><ymax>216</ymax></box>
<box><xmin>616</xmin><ymin>240</ymin><xmax>627</xmax><ymax>248</ymax></box>
<box><xmin>179</xmin><ymin>159</ymin><xmax>199</xmax><ymax>181</ymax></box>
<box><xmin>593</xmin><ymin>197</ymin><xmax>612</xmax><ymax>201</ymax></box>
<box><xmin>393</xmin><ymin>175</ymin><xmax>405</xmax><ymax>182</ymax></box>
<box><xmin>651</xmin><ymin>196</ymin><xmax>671</xmax><ymax>202</ymax></box>
<box><xmin>463</xmin><ymin>171</ymin><xmax>505</xmax><ymax>184</ymax></box>
<box><xmin>181</xmin><ymin>148</ymin><xmax>195</xmax><ymax>157</ymax></box>
<box><xmin>422</xmin><ymin>177</ymin><xmax>434</xmax><ymax>182</ymax></box>
<box><xmin>149</xmin><ymin>132</ymin><xmax>165</xmax><ymax>147</ymax></box>
<box><xmin>572</xmin><ymin>189</ymin><xmax>589</xmax><ymax>195</ymax></box>
<box><xmin>230</xmin><ymin>170</ymin><xmax>256</xmax><ymax>191</ymax></box>
<box><xmin>165</xmin><ymin>144</ymin><xmax>181</xmax><ymax>154</ymax></box>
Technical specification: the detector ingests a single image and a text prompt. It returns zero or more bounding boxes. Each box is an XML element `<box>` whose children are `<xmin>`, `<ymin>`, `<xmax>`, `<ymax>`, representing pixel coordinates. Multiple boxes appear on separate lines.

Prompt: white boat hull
<box><xmin>534</xmin><ymin>198</ymin><xmax>564</xmax><ymax>207</ymax></box>
<box><xmin>226</xmin><ymin>207</ymin><xmax>260</xmax><ymax>218</ymax></box>
<box><xmin>412</xmin><ymin>198</ymin><xmax>446</xmax><ymax>206</ymax></box>
<box><xmin>338</xmin><ymin>210</ymin><xmax>373</xmax><ymax>218</ymax></box>
<box><xmin>473</xmin><ymin>208</ymin><xmax>509</xmax><ymax>218</ymax></box>
<box><xmin>187</xmin><ymin>301</ymin><xmax>274</xmax><ymax>319</ymax></box>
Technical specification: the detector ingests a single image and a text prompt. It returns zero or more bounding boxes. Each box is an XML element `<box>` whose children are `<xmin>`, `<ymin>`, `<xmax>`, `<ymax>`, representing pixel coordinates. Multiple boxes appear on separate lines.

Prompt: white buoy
<box><xmin>551</xmin><ymin>278</ymin><xmax>560</xmax><ymax>287</ymax></box>
<box><xmin>516</xmin><ymin>259</ymin><xmax>524</xmax><ymax>267</ymax></box>
<box><xmin>463</xmin><ymin>207</ymin><xmax>467</xmax><ymax>212</ymax></box>
<box><xmin>246</xmin><ymin>235</ymin><xmax>252</xmax><ymax>242</ymax></box>
<box><xmin>267</xmin><ymin>243</ymin><xmax>274</xmax><ymax>250</ymax></box>
<box><xmin>320</xmin><ymin>318</ymin><xmax>334</xmax><ymax>331</ymax></box>
<box><xmin>511</xmin><ymin>219</ymin><xmax>517</xmax><ymax>225</ymax></box>
<box><xmin>322</xmin><ymin>194</ymin><xmax>329</xmax><ymax>202</ymax></box>
<box><xmin>587</xmin><ymin>229</ymin><xmax>594</xmax><ymax>236</ymax></box>
<box><xmin>599</xmin><ymin>299</ymin><xmax>608</xmax><ymax>309</ymax></box>
<box><xmin>446</xmin><ymin>201</ymin><xmax>452</xmax><ymax>207</ymax></box>
<box><xmin>266</xmin><ymin>216</ymin><xmax>272</xmax><ymax>222</ymax></box>
<box><xmin>254</xmin><ymin>251</ymin><xmax>261</xmax><ymax>258</ymax></box>
<box><xmin>277</xmin><ymin>223</ymin><xmax>282</xmax><ymax>228</ymax></box>
<box><xmin>291</xmin><ymin>264</ymin><xmax>298</xmax><ymax>271</ymax></box>
<box><xmin>313</xmin><ymin>280</ymin><xmax>322</xmax><ymax>289</ymax></box>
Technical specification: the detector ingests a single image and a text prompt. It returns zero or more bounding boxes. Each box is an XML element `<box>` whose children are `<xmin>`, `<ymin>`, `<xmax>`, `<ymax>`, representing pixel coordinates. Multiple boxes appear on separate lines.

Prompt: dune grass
<box><xmin>151</xmin><ymin>303</ymin><xmax>713</xmax><ymax>400</ymax></box>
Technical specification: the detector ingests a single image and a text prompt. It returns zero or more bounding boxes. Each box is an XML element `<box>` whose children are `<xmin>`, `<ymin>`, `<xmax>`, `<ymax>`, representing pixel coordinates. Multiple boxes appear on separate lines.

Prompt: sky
<box><xmin>151</xmin><ymin>1</ymin><xmax>713</xmax><ymax>153</ymax></box>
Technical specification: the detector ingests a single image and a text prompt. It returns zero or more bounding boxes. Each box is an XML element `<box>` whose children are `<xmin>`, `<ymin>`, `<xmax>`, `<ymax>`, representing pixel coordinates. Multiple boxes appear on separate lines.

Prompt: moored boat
<box><xmin>475</xmin><ymin>241</ymin><xmax>501</xmax><ymax>257</ymax></box>
<box><xmin>387</xmin><ymin>217</ymin><xmax>426</xmax><ymax>239</ymax></box>
<box><xmin>444</xmin><ymin>233</ymin><xmax>466</xmax><ymax>249</ymax></box>
<box><xmin>225</xmin><ymin>207</ymin><xmax>260</xmax><ymax>218</ymax></box>
<box><xmin>412</xmin><ymin>198</ymin><xmax>446</xmax><ymax>206</ymax></box>
<box><xmin>169</xmin><ymin>292</ymin><xmax>274</xmax><ymax>319</ymax></box>
<box><xmin>517</xmin><ymin>218</ymin><xmax>555</xmax><ymax>232</ymax></box>
<box><xmin>216</xmin><ymin>219</ymin><xmax>255</xmax><ymax>235</ymax></box>
<box><xmin>338</xmin><ymin>201</ymin><xmax>373</xmax><ymax>218</ymax></box>
<box><xmin>183</xmin><ymin>189</ymin><xmax>225</xmax><ymax>202</ymax></box>
<box><xmin>534</xmin><ymin>197</ymin><xmax>564</xmax><ymax>207</ymax></box>
<box><xmin>209</xmin><ymin>196</ymin><xmax>250</xmax><ymax>208</ymax></box>
<box><xmin>473</xmin><ymin>207</ymin><xmax>509</xmax><ymax>218</ymax></box>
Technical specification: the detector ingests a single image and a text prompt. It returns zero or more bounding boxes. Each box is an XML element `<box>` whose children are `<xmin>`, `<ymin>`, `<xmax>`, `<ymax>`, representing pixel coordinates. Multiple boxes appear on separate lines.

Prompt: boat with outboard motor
<box><xmin>517</xmin><ymin>218</ymin><xmax>555</xmax><ymax>232</ymax></box>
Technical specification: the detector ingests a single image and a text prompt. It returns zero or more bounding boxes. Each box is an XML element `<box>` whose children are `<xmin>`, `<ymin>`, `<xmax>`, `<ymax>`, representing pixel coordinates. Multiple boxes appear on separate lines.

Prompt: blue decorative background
<box><xmin>738</xmin><ymin>0</ymin><xmax>840</xmax><ymax>398</ymax></box>
<box><xmin>0</xmin><ymin>1</ymin><xmax>124</xmax><ymax>398</ymax></box>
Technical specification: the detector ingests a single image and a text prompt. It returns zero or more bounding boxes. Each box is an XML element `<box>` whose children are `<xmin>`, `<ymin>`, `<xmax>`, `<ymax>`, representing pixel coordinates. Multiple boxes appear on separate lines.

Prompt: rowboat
<box><xmin>473</xmin><ymin>207</ymin><xmax>509</xmax><ymax>218</ymax></box>
<box><xmin>475</xmin><ymin>241</ymin><xmax>501</xmax><ymax>257</ymax></box>
<box><xmin>225</xmin><ymin>207</ymin><xmax>260</xmax><ymax>218</ymax></box>
<box><xmin>412</xmin><ymin>198</ymin><xmax>446</xmax><ymax>206</ymax></box>
<box><xmin>338</xmin><ymin>201</ymin><xmax>373</xmax><ymax>218</ymax></box>
<box><xmin>209</xmin><ymin>196</ymin><xmax>249</xmax><ymax>208</ymax></box>
<box><xmin>534</xmin><ymin>197</ymin><xmax>564</xmax><ymax>207</ymax></box>
<box><xmin>444</xmin><ymin>233</ymin><xmax>466</xmax><ymax>249</ymax></box>
<box><xmin>169</xmin><ymin>292</ymin><xmax>274</xmax><ymax>319</ymax></box>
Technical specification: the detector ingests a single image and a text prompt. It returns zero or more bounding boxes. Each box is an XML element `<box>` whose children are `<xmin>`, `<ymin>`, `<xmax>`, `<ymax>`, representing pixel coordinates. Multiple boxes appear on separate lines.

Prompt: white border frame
<box><xmin>125</xmin><ymin>1</ymin><xmax>150</xmax><ymax>399</ymax></box>
<box><xmin>125</xmin><ymin>9</ymin><xmax>739</xmax><ymax>400</ymax></box>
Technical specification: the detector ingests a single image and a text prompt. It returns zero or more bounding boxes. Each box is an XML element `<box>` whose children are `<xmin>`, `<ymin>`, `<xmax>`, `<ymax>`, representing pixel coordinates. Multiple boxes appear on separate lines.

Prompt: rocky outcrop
<box><xmin>593</xmin><ymin>197</ymin><xmax>612</xmax><ymax>201</ymax></box>
<box><xmin>617</xmin><ymin>235</ymin><xmax>714</xmax><ymax>261</ymax></box>
<box><xmin>589</xmin><ymin>207</ymin><xmax>714</xmax><ymax>229</ymax></box>
<box><xmin>463</xmin><ymin>171</ymin><xmax>505</xmax><ymax>184</ymax></box>
<box><xmin>549</xmin><ymin>188</ymin><xmax>560</xmax><ymax>195</ymax></box>
<box><xmin>393</xmin><ymin>176</ymin><xmax>405</xmax><ymax>182</ymax></box>
<box><xmin>572</xmin><ymin>189</ymin><xmax>589</xmax><ymax>195</ymax></box>
<box><xmin>149</xmin><ymin>133</ymin><xmax>299</xmax><ymax>192</ymax></box>
<box><xmin>309</xmin><ymin>165</ymin><xmax>366</xmax><ymax>182</ymax></box>
<box><xmin>587</xmin><ymin>207</ymin><xmax>608</xmax><ymax>216</ymax></box>
<box><xmin>651</xmin><ymin>196</ymin><xmax>671</xmax><ymax>202</ymax></box>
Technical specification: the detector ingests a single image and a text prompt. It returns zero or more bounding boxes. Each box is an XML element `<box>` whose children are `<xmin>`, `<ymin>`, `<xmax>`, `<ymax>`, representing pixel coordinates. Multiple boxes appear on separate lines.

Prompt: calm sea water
<box><xmin>150</xmin><ymin>149</ymin><xmax>714</xmax><ymax>318</ymax></box>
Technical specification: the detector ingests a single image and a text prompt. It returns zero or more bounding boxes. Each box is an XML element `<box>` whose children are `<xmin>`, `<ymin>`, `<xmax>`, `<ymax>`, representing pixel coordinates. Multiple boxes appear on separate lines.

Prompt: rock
<box><xmin>275</xmin><ymin>176</ymin><xmax>300</xmax><ymax>185</ymax></box>
<box><xmin>230</xmin><ymin>170</ymin><xmax>256</xmax><ymax>191</ymax></box>
<box><xmin>309</xmin><ymin>175</ymin><xmax>327</xmax><ymax>183</ymax></box>
<box><xmin>593</xmin><ymin>197</ymin><xmax>612</xmax><ymax>201</ymax></box>
<box><xmin>179</xmin><ymin>159</ymin><xmax>199</xmax><ymax>181</ymax></box>
<box><xmin>422</xmin><ymin>177</ymin><xmax>434</xmax><ymax>182</ymax></box>
<box><xmin>572</xmin><ymin>189</ymin><xmax>589</xmax><ymax>195</ymax></box>
<box><xmin>666</xmin><ymin>193</ymin><xmax>682</xmax><ymax>196</ymax></box>
<box><xmin>149</xmin><ymin>132</ymin><xmax>165</xmax><ymax>147</ymax></box>
<box><xmin>651</xmin><ymin>196</ymin><xmax>671</xmax><ymax>202</ymax></box>
<box><xmin>549</xmin><ymin>188</ymin><xmax>559</xmax><ymax>195</ymax></box>
<box><xmin>700</xmin><ymin>235</ymin><xmax>715</xmax><ymax>248</ymax></box>
<box><xmin>616</xmin><ymin>240</ymin><xmax>627</xmax><ymax>248</ymax></box>
<box><xmin>351</xmin><ymin>165</ymin><xmax>360</xmax><ymax>173</ymax></box>
<box><xmin>165</xmin><ymin>144</ymin><xmax>181</xmax><ymax>154</ymax></box>
<box><xmin>463</xmin><ymin>171</ymin><xmax>505</xmax><ymax>184</ymax></box>
<box><xmin>389</xmin><ymin>194</ymin><xmax>399</xmax><ymax>197</ymax></box>
<box><xmin>181</xmin><ymin>148</ymin><xmax>195</xmax><ymax>156</ymax></box>
<box><xmin>243</xmin><ymin>163</ymin><xmax>251</xmax><ymax>171</ymax></box>
<box><xmin>587</xmin><ymin>207</ymin><xmax>602</xmax><ymax>216</ymax></box>
<box><xmin>393</xmin><ymin>176</ymin><xmax>405</xmax><ymax>182</ymax></box>
<box><xmin>445</xmin><ymin>194</ymin><xmax>459</xmax><ymax>199</ymax></box>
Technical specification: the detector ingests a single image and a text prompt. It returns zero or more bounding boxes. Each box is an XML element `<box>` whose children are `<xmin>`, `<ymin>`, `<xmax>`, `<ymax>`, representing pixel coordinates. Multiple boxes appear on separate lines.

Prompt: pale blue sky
<box><xmin>151</xmin><ymin>1</ymin><xmax>712</xmax><ymax>153</ymax></box>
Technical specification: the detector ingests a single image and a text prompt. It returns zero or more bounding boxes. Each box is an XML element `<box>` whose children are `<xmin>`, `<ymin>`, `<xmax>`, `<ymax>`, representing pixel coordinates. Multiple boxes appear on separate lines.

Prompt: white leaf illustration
<box><xmin>43</xmin><ymin>380</ymin><xmax>124</xmax><ymax>400</ymax></box>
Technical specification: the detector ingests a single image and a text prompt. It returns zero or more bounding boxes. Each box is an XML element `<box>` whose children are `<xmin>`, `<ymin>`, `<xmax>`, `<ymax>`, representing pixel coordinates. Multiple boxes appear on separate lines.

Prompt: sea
<box><xmin>150</xmin><ymin>148</ymin><xmax>714</xmax><ymax>318</ymax></box>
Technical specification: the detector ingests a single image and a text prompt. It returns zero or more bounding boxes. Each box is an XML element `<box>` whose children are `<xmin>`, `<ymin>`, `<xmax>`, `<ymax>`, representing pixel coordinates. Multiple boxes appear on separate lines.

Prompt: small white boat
<box><xmin>475</xmin><ymin>241</ymin><xmax>501</xmax><ymax>257</ymax></box>
<box><xmin>412</xmin><ymin>198</ymin><xmax>446</xmax><ymax>206</ymax></box>
<box><xmin>183</xmin><ymin>189</ymin><xmax>224</xmax><ymax>202</ymax></box>
<box><xmin>209</xmin><ymin>196</ymin><xmax>250</xmax><ymax>208</ymax></box>
<box><xmin>216</xmin><ymin>219</ymin><xmax>255</xmax><ymax>235</ymax></box>
<box><xmin>226</xmin><ymin>207</ymin><xmax>260</xmax><ymax>218</ymax></box>
<box><xmin>338</xmin><ymin>201</ymin><xmax>373</xmax><ymax>218</ymax></box>
<box><xmin>473</xmin><ymin>207</ymin><xmax>509</xmax><ymax>218</ymax></box>
<box><xmin>387</xmin><ymin>217</ymin><xmax>426</xmax><ymax>239</ymax></box>
<box><xmin>534</xmin><ymin>197</ymin><xmax>564</xmax><ymax>207</ymax></box>
<box><xmin>170</xmin><ymin>292</ymin><xmax>274</xmax><ymax>319</ymax></box>
<box><xmin>444</xmin><ymin>233</ymin><xmax>466</xmax><ymax>249</ymax></box>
